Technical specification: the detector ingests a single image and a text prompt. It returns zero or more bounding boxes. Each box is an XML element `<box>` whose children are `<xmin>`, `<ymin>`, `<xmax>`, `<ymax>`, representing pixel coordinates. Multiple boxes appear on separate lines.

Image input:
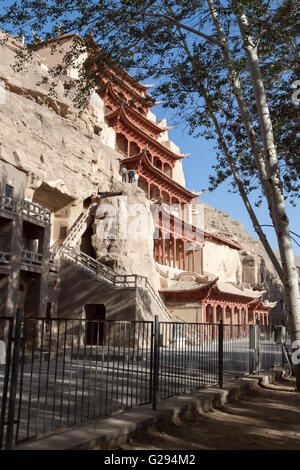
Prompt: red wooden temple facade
<box><xmin>97</xmin><ymin>75</ymin><xmax>243</xmax><ymax>274</ymax></box>
<box><xmin>161</xmin><ymin>277</ymin><xmax>274</xmax><ymax>338</ymax></box>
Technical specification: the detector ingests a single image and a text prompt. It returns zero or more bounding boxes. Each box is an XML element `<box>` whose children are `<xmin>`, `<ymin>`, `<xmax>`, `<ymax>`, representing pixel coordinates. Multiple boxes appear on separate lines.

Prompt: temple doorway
<box><xmin>85</xmin><ymin>304</ymin><xmax>106</xmax><ymax>345</ymax></box>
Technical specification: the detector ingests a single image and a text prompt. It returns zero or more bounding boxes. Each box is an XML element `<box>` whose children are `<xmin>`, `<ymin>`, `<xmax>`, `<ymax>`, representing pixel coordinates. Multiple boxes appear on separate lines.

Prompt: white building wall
<box><xmin>203</xmin><ymin>239</ymin><xmax>243</xmax><ymax>284</ymax></box>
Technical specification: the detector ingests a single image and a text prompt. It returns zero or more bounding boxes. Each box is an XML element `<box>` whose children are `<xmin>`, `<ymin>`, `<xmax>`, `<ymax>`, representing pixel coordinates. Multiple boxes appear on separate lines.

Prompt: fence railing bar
<box><xmin>0</xmin><ymin>317</ymin><xmax>287</xmax><ymax>448</ymax></box>
<box><xmin>0</xmin><ymin>318</ymin><xmax>14</xmax><ymax>449</ymax></box>
<box><xmin>5</xmin><ymin>308</ymin><xmax>23</xmax><ymax>450</ymax></box>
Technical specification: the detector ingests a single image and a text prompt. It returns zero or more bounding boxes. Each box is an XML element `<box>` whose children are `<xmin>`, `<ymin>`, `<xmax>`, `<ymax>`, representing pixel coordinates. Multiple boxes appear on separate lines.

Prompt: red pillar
<box><xmin>221</xmin><ymin>304</ymin><xmax>226</xmax><ymax>338</ymax></box>
<box><xmin>212</xmin><ymin>303</ymin><xmax>217</xmax><ymax>340</ymax></box>
<box><xmin>238</xmin><ymin>306</ymin><xmax>242</xmax><ymax>337</ymax></box>
<box><xmin>127</xmin><ymin>139</ymin><xmax>130</xmax><ymax>158</ymax></box>
<box><xmin>261</xmin><ymin>312</ymin><xmax>265</xmax><ymax>326</ymax></box>
<box><xmin>203</xmin><ymin>302</ymin><xmax>207</xmax><ymax>342</ymax></box>
<box><xmin>168</xmin><ymin>239</ymin><xmax>172</xmax><ymax>267</ymax></box>
<box><xmin>231</xmin><ymin>306</ymin><xmax>234</xmax><ymax>338</ymax></box>
<box><xmin>173</xmin><ymin>237</ymin><xmax>176</xmax><ymax>268</ymax></box>
<box><xmin>162</xmin><ymin>236</ymin><xmax>166</xmax><ymax>266</ymax></box>
<box><xmin>245</xmin><ymin>306</ymin><xmax>249</xmax><ymax>335</ymax></box>
<box><xmin>158</xmin><ymin>236</ymin><xmax>162</xmax><ymax>264</ymax></box>
<box><xmin>178</xmin><ymin>242</ymin><xmax>182</xmax><ymax>270</ymax></box>
<box><xmin>192</xmin><ymin>247</ymin><xmax>195</xmax><ymax>272</ymax></box>
<box><xmin>183</xmin><ymin>241</ymin><xmax>186</xmax><ymax>271</ymax></box>
<box><xmin>147</xmin><ymin>182</ymin><xmax>150</xmax><ymax>200</ymax></box>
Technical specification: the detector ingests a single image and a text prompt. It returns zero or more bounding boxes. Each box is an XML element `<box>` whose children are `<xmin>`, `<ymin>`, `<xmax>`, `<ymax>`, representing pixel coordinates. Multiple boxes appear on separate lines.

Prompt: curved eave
<box><xmin>101</xmin><ymin>84</ymin><xmax>165</xmax><ymax>136</ymax></box>
<box><xmin>248</xmin><ymin>299</ymin><xmax>276</xmax><ymax>311</ymax></box>
<box><xmin>161</xmin><ymin>280</ymin><xmax>264</xmax><ymax>304</ymax></box>
<box><xmin>106</xmin><ymin>65</ymin><xmax>154</xmax><ymax>99</ymax></box>
<box><xmin>121</xmin><ymin>152</ymin><xmax>198</xmax><ymax>201</ymax></box>
<box><xmin>211</xmin><ymin>286</ymin><xmax>262</xmax><ymax>303</ymax></box>
<box><xmin>83</xmin><ymin>37</ymin><xmax>154</xmax><ymax>103</ymax></box>
<box><xmin>106</xmin><ymin>107</ymin><xmax>186</xmax><ymax>162</ymax></box>
<box><xmin>99</xmin><ymin>73</ymin><xmax>154</xmax><ymax>110</ymax></box>
<box><xmin>160</xmin><ymin>280</ymin><xmax>217</xmax><ymax>297</ymax></box>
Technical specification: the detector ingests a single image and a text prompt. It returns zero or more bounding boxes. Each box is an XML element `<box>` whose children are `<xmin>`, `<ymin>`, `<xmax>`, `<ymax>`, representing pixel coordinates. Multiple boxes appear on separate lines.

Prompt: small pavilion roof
<box><xmin>248</xmin><ymin>299</ymin><xmax>277</xmax><ymax>311</ymax></box>
<box><xmin>160</xmin><ymin>277</ymin><xmax>265</xmax><ymax>304</ymax></box>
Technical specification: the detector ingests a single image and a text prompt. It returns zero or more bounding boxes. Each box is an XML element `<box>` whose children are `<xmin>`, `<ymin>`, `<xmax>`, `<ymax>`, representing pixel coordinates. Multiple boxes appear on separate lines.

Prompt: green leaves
<box><xmin>1</xmin><ymin>0</ymin><xmax>298</xmax><ymax>204</ymax></box>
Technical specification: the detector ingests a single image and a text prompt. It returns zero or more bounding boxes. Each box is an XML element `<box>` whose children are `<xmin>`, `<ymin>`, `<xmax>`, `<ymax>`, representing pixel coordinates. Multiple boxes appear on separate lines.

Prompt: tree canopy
<box><xmin>1</xmin><ymin>0</ymin><xmax>299</xmax><ymax>203</ymax></box>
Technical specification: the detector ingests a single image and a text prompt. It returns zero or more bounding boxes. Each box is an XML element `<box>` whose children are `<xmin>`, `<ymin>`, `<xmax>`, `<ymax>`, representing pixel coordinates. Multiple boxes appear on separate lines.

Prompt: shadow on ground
<box><xmin>93</xmin><ymin>377</ymin><xmax>300</xmax><ymax>450</ymax></box>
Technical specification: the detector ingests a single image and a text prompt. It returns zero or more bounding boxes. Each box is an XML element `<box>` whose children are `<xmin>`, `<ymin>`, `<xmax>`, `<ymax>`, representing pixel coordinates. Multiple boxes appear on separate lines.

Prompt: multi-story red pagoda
<box><xmin>97</xmin><ymin>68</ymin><xmax>207</xmax><ymax>273</ymax></box>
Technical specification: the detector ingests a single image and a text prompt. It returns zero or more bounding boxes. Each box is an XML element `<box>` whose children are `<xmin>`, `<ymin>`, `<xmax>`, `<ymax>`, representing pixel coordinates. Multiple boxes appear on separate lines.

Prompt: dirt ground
<box><xmin>105</xmin><ymin>377</ymin><xmax>300</xmax><ymax>450</ymax></box>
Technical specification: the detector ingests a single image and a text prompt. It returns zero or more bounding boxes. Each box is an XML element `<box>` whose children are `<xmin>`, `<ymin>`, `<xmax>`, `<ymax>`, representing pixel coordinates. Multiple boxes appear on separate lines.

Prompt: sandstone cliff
<box><xmin>0</xmin><ymin>32</ymin><xmax>159</xmax><ymax>289</ymax></box>
<box><xmin>196</xmin><ymin>200</ymin><xmax>300</xmax><ymax>320</ymax></box>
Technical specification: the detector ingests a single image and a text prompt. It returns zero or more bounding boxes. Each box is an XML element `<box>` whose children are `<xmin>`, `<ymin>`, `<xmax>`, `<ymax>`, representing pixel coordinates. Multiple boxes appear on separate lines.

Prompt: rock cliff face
<box><xmin>92</xmin><ymin>180</ymin><xmax>160</xmax><ymax>289</ymax></box>
<box><xmin>0</xmin><ymin>33</ymin><xmax>158</xmax><ymax>288</ymax></box>
<box><xmin>195</xmin><ymin>200</ymin><xmax>300</xmax><ymax>321</ymax></box>
<box><xmin>0</xmin><ymin>33</ymin><xmax>118</xmax><ymax>202</ymax></box>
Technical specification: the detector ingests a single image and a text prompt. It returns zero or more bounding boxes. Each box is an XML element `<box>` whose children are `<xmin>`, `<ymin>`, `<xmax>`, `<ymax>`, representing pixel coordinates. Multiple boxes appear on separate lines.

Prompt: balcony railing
<box><xmin>21</xmin><ymin>200</ymin><xmax>51</xmax><ymax>223</ymax></box>
<box><xmin>0</xmin><ymin>193</ymin><xmax>51</xmax><ymax>224</ymax></box>
<box><xmin>21</xmin><ymin>249</ymin><xmax>43</xmax><ymax>266</ymax></box>
<box><xmin>0</xmin><ymin>195</ymin><xmax>18</xmax><ymax>213</ymax></box>
<box><xmin>0</xmin><ymin>251</ymin><xmax>11</xmax><ymax>264</ymax></box>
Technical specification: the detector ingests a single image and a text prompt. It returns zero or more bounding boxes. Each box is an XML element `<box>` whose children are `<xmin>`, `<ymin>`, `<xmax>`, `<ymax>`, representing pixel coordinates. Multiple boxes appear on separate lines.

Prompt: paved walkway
<box><xmin>16</xmin><ymin>371</ymin><xmax>290</xmax><ymax>450</ymax></box>
<box><xmin>113</xmin><ymin>375</ymin><xmax>300</xmax><ymax>451</ymax></box>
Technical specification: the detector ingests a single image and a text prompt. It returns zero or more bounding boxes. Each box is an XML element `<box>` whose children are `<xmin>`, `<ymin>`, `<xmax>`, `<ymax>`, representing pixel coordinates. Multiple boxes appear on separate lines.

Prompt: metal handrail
<box><xmin>58</xmin><ymin>245</ymin><xmax>171</xmax><ymax>319</ymax></box>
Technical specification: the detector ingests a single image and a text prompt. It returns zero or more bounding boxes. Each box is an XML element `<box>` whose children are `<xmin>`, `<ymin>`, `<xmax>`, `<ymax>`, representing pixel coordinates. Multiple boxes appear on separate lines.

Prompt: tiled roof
<box><xmin>160</xmin><ymin>279</ymin><xmax>263</xmax><ymax>299</ymax></box>
<box><xmin>160</xmin><ymin>281</ymin><xmax>208</xmax><ymax>292</ymax></box>
<box><xmin>216</xmin><ymin>281</ymin><xmax>262</xmax><ymax>299</ymax></box>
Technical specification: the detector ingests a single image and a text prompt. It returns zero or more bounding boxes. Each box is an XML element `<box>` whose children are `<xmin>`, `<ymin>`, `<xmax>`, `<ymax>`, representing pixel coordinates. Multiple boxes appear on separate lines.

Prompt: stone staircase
<box><xmin>54</xmin><ymin>245</ymin><xmax>171</xmax><ymax>320</ymax></box>
<box><xmin>51</xmin><ymin>203</ymin><xmax>97</xmax><ymax>252</ymax></box>
<box><xmin>50</xmin><ymin>203</ymin><xmax>171</xmax><ymax>320</ymax></box>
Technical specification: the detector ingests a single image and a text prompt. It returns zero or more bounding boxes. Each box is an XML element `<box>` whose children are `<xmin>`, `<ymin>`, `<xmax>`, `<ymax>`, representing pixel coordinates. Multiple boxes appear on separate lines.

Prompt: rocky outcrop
<box><xmin>193</xmin><ymin>200</ymin><xmax>300</xmax><ymax>321</ymax></box>
<box><xmin>0</xmin><ymin>32</ymin><xmax>162</xmax><ymax>291</ymax></box>
<box><xmin>92</xmin><ymin>180</ymin><xmax>160</xmax><ymax>289</ymax></box>
<box><xmin>0</xmin><ymin>32</ymin><xmax>119</xmax><ymax>202</ymax></box>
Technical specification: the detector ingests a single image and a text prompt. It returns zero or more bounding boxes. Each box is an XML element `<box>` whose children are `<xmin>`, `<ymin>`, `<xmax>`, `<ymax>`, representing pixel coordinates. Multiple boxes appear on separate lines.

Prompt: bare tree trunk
<box><xmin>234</xmin><ymin>4</ymin><xmax>300</xmax><ymax>389</ymax></box>
<box><xmin>171</xmin><ymin>18</ymin><xmax>285</xmax><ymax>282</ymax></box>
<box><xmin>206</xmin><ymin>0</ymin><xmax>274</xmax><ymax>207</ymax></box>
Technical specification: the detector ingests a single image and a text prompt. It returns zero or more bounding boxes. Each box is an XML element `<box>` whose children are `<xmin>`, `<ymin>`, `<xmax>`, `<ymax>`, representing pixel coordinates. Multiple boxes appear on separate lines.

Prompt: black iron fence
<box><xmin>0</xmin><ymin>312</ymin><xmax>286</xmax><ymax>449</ymax></box>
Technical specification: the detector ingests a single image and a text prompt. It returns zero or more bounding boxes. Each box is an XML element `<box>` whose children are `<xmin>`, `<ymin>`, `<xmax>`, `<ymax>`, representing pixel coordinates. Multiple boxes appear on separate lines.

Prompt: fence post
<box><xmin>218</xmin><ymin>320</ymin><xmax>224</xmax><ymax>389</ymax></box>
<box><xmin>5</xmin><ymin>308</ymin><xmax>23</xmax><ymax>450</ymax></box>
<box><xmin>0</xmin><ymin>318</ymin><xmax>14</xmax><ymax>449</ymax></box>
<box><xmin>152</xmin><ymin>315</ymin><xmax>160</xmax><ymax>410</ymax></box>
<box><xmin>255</xmin><ymin>321</ymin><xmax>260</xmax><ymax>373</ymax></box>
